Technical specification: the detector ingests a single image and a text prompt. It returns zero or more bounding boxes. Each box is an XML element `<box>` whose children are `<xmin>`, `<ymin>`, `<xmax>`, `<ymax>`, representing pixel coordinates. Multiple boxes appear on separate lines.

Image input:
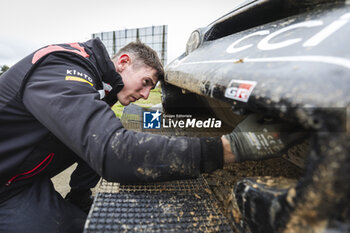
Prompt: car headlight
<box><xmin>186</xmin><ymin>30</ymin><xmax>201</xmax><ymax>55</ymax></box>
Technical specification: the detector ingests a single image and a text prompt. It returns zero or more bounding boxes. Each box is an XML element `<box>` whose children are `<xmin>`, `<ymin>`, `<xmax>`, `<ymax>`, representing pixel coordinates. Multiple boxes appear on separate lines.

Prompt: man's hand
<box><xmin>222</xmin><ymin>114</ymin><xmax>309</xmax><ymax>163</ymax></box>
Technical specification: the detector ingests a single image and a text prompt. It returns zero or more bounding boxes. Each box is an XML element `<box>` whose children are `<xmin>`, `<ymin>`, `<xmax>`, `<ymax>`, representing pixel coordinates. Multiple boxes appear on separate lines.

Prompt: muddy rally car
<box><xmin>163</xmin><ymin>0</ymin><xmax>350</xmax><ymax>232</ymax></box>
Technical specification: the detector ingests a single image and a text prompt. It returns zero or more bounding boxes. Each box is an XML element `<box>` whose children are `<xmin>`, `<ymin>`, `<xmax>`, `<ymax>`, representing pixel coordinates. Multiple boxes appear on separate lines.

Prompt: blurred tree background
<box><xmin>0</xmin><ymin>65</ymin><xmax>10</xmax><ymax>76</ymax></box>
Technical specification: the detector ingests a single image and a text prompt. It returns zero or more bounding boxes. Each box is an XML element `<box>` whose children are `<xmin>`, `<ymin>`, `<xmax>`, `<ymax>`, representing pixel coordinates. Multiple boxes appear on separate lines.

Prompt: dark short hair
<box><xmin>112</xmin><ymin>40</ymin><xmax>164</xmax><ymax>81</ymax></box>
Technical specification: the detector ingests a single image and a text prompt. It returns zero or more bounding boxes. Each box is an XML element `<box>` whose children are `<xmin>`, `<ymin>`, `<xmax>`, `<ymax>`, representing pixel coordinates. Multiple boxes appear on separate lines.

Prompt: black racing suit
<box><xmin>0</xmin><ymin>38</ymin><xmax>223</xmax><ymax>232</ymax></box>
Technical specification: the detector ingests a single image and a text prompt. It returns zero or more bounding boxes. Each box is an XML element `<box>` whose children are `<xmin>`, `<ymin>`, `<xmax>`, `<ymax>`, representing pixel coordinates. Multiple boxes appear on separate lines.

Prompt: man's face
<box><xmin>115</xmin><ymin>54</ymin><xmax>158</xmax><ymax>106</ymax></box>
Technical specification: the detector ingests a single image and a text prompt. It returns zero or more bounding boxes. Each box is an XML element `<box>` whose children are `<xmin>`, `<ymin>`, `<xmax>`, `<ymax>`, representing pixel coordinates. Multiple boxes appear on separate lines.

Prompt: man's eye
<box><xmin>143</xmin><ymin>79</ymin><xmax>150</xmax><ymax>86</ymax></box>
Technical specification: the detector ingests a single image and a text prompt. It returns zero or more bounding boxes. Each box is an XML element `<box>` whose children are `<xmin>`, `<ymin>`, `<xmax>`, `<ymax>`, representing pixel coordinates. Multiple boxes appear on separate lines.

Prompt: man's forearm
<box><xmin>221</xmin><ymin>136</ymin><xmax>236</xmax><ymax>164</ymax></box>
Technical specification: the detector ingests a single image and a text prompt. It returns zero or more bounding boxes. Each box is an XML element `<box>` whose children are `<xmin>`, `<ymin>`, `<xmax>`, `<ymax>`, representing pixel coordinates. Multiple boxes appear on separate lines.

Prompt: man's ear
<box><xmin>116</xmin><ymin>54</ymin><xmax>130</xmax><ymax>72</ymax></box>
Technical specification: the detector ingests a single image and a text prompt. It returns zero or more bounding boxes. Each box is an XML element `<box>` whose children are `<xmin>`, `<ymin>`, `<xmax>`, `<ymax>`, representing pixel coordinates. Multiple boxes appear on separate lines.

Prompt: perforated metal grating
<box><xmin>84</xmin><ymin>177</ymin><xmax>233</xmax><ymax>232</ymax></box>
<box><xmin>97</xmin><ymin>176</ymin><xmax>211</xmax><ymax>193</ymax></box>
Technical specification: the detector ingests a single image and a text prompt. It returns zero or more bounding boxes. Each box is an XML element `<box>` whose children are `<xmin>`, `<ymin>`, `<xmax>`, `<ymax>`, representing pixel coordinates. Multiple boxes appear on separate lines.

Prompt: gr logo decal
<box><xmin>225</xmin><ymin>80</ymin><xmax>257</xmax><ymax>102</ymax></box>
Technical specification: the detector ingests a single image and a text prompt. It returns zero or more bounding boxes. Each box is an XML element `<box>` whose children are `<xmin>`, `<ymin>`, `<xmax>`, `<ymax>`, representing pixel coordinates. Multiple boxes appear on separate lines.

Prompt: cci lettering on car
<box><xmin>225</xmin><ymin>12</ymin><xmax>350</xmax><ymax>63</ymax></box>
<box><xmin>223</xmin><ymin>11</ymin><xmax>350</xmax><ymax>102</ymax></box>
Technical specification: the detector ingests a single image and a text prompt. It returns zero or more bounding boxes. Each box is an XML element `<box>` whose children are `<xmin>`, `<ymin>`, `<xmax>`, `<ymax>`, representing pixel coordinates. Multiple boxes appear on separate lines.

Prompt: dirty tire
<box><xmin>161</xmin><ymin>81</ymin><xmax>212</xmax><ymax>115</ymax></box>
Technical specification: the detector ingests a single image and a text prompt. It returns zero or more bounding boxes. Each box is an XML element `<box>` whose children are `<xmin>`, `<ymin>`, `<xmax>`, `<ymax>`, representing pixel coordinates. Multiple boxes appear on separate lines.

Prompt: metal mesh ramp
<box><xmin>84</xmin><ymin>176</ymin><xmax>233</xmax><ymax>232</ymax></box>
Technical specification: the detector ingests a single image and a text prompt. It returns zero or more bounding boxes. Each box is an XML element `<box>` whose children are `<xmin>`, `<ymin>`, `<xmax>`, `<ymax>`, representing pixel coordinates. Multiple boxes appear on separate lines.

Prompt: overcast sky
<box><xmin>0</xmin><ymin>0</ymin><xmax>239</xmax><ymax>66</ymax></box>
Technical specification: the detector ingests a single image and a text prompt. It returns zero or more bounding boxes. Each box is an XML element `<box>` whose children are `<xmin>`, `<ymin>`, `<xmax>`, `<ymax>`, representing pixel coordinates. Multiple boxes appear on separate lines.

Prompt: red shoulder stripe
<box><xmin>32</xmin><ymin>43</ymin><xmax>89</xmax><ymax>64</ymax></box>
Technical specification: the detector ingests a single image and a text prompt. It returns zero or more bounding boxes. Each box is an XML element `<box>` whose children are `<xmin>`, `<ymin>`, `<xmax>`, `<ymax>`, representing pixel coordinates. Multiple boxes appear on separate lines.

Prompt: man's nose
<box><xmin>140</xmin><ymin>88</ymin><xmax>150</xmax><ymax>99</ymax></box>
